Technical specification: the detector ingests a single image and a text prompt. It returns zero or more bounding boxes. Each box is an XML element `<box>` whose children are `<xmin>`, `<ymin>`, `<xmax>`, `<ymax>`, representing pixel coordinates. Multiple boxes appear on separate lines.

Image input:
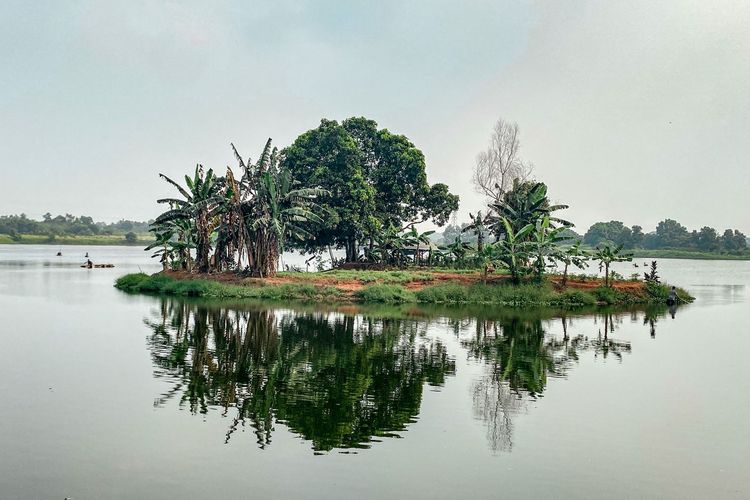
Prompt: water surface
<box><xmin>0</xmin><ymin>245</ymin><xmax>748</xmax><ymax>499</ymax></box>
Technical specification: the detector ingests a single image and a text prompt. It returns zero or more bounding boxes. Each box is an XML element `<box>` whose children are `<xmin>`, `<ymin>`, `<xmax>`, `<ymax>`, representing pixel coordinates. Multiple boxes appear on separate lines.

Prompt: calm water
<box><xmin>0</xmin><ymin>245</ymin><xmax>748</xmax><ymax>499</ymax></box>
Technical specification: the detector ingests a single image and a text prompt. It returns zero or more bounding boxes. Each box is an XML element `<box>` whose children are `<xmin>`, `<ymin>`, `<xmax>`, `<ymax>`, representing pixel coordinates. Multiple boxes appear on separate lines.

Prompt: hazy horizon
<box><xmin>2</xmin><ymin>0</ymin><xmax>748</xmax><ymax>234</ymax></box>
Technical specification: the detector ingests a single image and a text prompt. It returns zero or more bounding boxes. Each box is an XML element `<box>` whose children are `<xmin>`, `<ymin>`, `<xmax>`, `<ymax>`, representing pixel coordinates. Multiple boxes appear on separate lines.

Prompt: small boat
<box><xmin>80</xmin><ymin>264</ymin><xmax>115</xmax><ymax>268</ymax></box>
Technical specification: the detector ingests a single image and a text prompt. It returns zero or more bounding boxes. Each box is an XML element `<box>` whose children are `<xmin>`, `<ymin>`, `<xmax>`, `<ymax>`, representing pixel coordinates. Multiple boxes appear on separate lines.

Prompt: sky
<box><xmin>1</xmin><ymin>0</ymin><xmax>748</xmax><ymax>235</ymax></box>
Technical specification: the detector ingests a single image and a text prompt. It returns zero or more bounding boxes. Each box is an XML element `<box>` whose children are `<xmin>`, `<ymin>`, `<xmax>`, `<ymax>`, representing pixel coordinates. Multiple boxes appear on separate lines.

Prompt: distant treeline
<box><xmin>437</xmin><ymin>218</ymin><xmax>748</xmax><ymax>254</ymax></box>
<box><xmin>0</xmin><ymin>213</ymin><xmax>152</xmax><ymax>240</ymax></box>
<box><xmin>582</xmin><ymin>219</ymin><xmax>747</xmax><ymax>253</ymax></box>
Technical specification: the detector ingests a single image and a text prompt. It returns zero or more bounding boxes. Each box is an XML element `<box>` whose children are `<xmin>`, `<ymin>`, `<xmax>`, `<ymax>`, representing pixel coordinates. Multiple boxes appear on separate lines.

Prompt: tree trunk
<box><xmin>604</xmin><ymin>262</ymin><xmax>610</xmax><ymax>287</ymax></box>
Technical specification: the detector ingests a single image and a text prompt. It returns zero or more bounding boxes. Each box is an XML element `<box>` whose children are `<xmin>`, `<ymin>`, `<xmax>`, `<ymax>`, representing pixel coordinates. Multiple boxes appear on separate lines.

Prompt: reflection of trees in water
<box><xmin>461</xmin><ymin>312</ymin><xmax>635</xmax><ymax>452</ymax></box>
<box><xmin>145</xmin><ymin>301</ymin><xmax>678</xmax><ymax>454</ymax></box>
<box><xmin>145</xmin><ymin>300</ymin><xmax>455</xmax><ymax>451</ymax></box>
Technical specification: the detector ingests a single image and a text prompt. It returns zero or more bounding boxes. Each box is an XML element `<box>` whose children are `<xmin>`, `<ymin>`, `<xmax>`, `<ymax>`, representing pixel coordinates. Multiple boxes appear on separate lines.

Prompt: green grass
<box><xmin>115</xmin><ymin>273</ymin><xmax>344</xmax><ymax>301</ymax></box>
<box><xmin>0</xmin><ymin>233</ymin><xmax>154</xmax><ymax>246</ymax></box>
<box><xmin>353</xmin><ymin>284</ymin><xmax>416</xmax><ymax>303</ymax></box>
<box><xmin>116</xmin><ymin>272</ymin><xmax>694</xmax><ymax>307</ymax></box>
<box><xmin>413</xmin><ymin>282</ymin><xmax>601</xmax><ymax>306</ymax></box>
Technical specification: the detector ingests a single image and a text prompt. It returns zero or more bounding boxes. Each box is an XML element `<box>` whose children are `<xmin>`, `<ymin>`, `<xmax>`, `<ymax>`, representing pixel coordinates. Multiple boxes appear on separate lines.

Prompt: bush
<box><xmin>114</xmin><ymin>273</ymin><xmax>150</xmax><ymax>292</ymax></box>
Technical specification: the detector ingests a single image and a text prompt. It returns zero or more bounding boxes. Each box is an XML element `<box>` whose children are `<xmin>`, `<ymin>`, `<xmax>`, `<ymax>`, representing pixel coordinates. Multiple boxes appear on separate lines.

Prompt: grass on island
<box><xmin>116</xmin><ymin>270</ymin><xmax>693</xmax><ymax>307</ymax></box>
<box><xmin>0</xmin><ymin>233</ymin><xmax>154</xmax><ymax>246</ymax></box>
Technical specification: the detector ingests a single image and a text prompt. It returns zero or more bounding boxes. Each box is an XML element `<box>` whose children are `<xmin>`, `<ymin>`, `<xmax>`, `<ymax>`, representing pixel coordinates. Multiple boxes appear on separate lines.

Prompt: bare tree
<box><xmin>472</xmin><ymin>118</ymin><xmax>532</xmax><ymax>201</ymax></box>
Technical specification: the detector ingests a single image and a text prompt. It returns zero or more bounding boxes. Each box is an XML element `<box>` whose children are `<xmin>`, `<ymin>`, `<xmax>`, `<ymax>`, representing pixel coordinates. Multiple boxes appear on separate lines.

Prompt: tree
<box><xmin>462</xmin><ymin>210</ymin><xmax>491</xmax><ymax>253</ymax></box>
<box><xmin>529</xmin><ymin>216</ymin><xmax>571</xmax><ymax>282</ymax></box>
<box><xmin>154</xmin><ymin>165</ymin><xmax>225</xmax><ymax>273</ymax></box>
<box><xmin>282</xmin><ymin>119</ymin><xmax>376</xmax><ymax>262</ymax></box>
<box><xmin>494</xmin><ymin>217</ymin><xmax>535</xmax><ymax>283</ymax></box>
<box><xmin>488</xmin><ymin>180</ymin><xmax>571</xmax><ymax>239</ymax></box>
<box><xmin>233</xmin><ymin>139</ymin><xmax>328</xmax><ymax>277</ymax></box>
<box><xmin>283</xmin><ymin>118</ymin><xmax>458</xmax><ymax>262</ymax></box>
<box><xmin>721</xmin><ymin>228</ymin><xmax>748</xmax><ymax>252</ymax></box>
<box><xmin>697</xmin><ymin>226</ymin><xmax>718</xmax><ymax>251</ymax></box>
<box><xmin>124</xmin><ymin>231</ymin><xmax>137</xmax><ymax>244</ymax></box>
<box><xmin>630</xmin><ymin>225</ymin><xmax>644</xmax><ymax>248</ymax></box>
<box><xmin>472</xmin><ymin>118</ymin><xmax>532</xmax><ymax>201</ymax></box>
<box><xmin>593</xmin><ymin>243</ymin><xmax>632</xmax><ymax>287</ymax></box>
<box><xmin>583</xmin><ymin>221</ymin><xmax>632</xmax><ymax>247</ymax></box>
<box><xmin>558</xmin><ymin>240</ymin><xmax>589</xmax><ymax>286</ymax></box>
<box><xmin>654</xmin><ymin>219</ymin><xmax>689</xmax><ymax>248</ymax></box>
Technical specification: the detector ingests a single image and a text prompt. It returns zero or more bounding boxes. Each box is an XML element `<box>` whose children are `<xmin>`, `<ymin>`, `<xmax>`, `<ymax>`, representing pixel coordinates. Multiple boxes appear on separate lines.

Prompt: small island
<box><xmin>114</xmin><ymin>118</ymin><xmax>694</xmax><ymax>308</ymax></box>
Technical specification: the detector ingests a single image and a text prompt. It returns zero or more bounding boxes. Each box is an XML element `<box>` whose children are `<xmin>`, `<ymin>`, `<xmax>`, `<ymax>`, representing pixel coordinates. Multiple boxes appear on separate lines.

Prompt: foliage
<box><xmin>592</xmin><ymin>243</ymin><xmax>633</xmax><ymax>287</ymax></box>
<box><xmin>583</xmin><ymin>218</ymin><xmax>747</xmax><ymax>254</ymax></box>
<box><xmin>487</xmin><ymin>180</ymin><xmax>571</xmax><ymax>238</ymax></box>
<box><xmin>643</xmin><ymin>260</ymin><xmax>660</xmax><ymax>283</ymax></box>
<box><xmin>558</xmin><ymin>240</ymin><xmax>590</xmax><ymax>286</ymax></box>
<box><xmin>282</xmin><ymin>118</ymin><xmax>458</xmax><ymax>261</ymax></box>
<box><xmin>0</xmin><ymin>213</ymin><xmax>151</xmax><ymax>238</ymax></box>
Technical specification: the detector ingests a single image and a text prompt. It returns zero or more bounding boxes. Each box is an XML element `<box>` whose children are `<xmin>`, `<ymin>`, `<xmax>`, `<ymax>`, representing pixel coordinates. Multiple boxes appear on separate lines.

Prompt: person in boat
<box><xmin>86</xmin><ymin>259</ymin><xmax>93</xmax><ymax>269</ymax></box>
<box><xmin>666</xmin><ymin>286</ymin><xmax>678</xmax><ymax>306</ymax></box>
<box><xmin>85</xmin><ymin>252</ymin><xmax>89</xmax><ymax>258</ymax></box>
<box><xmin>56</xmin><ymin>251</ymin><xmax>62</xmax><ymax>256</ymax></box>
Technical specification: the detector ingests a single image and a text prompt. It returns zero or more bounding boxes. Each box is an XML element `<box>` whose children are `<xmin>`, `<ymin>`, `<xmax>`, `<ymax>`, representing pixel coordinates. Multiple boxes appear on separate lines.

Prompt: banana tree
<box><xmin>440</xmin><ymin>236</ymin><xmax>473</xmax><ymax>268</ymax></box>
<box><xmin>462</xmin><ymin>210</ymin><xmax>491</xmax><ymax>253</ymax></box>
<box><xmin>494</xmin><ymin>217</ymin><xmax>534</xmax><ymax>283</ymax></box>
<box><xmin>529</xmin><ymin>216</ymin><xmax>572</xmax><ymax>282</ymax></box>
<box><xmin>403</xmin><ymin>227</ymin><xmax>435</xmax><ymax>266</ymax></box>
<box><xmin>235</xmin><ymin>140</ymin><xmax>327</xmax><ymax>277</ymax></box>
<box><xmin>488</xmin><ymin>181</ymin><xmax>571</xmax><ymax>239</ymax></box>
<box><xmin>558</xmin><ymin>240</ymin><xmax>589</xmax><ymax>286</ymax></box>
<box><xmin>593</xmin><ymin>243</ymin><xmax>632</xmax><ymax>287</ymax></box>
<box><xmin>154</xmin><ymin>165</ymin><xmax>226</xmax><ymax>273</ymax></box>
<box><xmin>146</xmin><ymin>215</ymin><xmax>196</xmax><ymax>271</ymax></box>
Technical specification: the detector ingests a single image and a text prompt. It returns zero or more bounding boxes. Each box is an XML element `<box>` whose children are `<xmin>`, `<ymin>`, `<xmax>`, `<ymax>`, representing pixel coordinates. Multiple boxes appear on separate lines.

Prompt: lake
<box><xmin>0</xmin><ymin>245</ymin><xmax>748</xmax><ymax>499</ymax></box>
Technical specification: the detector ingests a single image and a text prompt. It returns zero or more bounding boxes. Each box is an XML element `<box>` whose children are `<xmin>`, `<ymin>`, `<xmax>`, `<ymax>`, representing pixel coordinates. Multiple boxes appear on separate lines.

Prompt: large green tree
<box><xmin>282</xmin><ymin>118</ymin><xmax>458</xmax><ymax>261</ymax></box>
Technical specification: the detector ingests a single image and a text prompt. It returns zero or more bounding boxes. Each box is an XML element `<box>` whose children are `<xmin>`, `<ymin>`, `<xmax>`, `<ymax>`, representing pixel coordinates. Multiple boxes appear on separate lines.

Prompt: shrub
<box><xmin>114</xmin><ymin>273</ymin><xmax>150</xmax><ymax>292</ymax></box>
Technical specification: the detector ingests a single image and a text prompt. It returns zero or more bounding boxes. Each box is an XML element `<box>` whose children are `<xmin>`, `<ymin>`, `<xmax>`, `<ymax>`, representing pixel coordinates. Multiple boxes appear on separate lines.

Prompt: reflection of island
<box><xmin>145</xmin><ymin>299</ymin><xmax>455</xmax><ymax>452</ymax></box>
<box><xmin>460</xmin><ymin>312</ymin><xmax>634</xmax><ymax>452</ymax></box>
<box><xmin>145</xmin><ymin>300</ymin><xmax>680</xmax><ymax>454</ymax></box>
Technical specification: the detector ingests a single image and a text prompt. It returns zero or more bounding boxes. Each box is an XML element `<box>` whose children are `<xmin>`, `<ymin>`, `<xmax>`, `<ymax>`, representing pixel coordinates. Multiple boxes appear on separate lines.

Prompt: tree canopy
<box><xmin>282</xmin><ymin>117</ymin><xmax>458</xmax><ymax>261</ymax></box>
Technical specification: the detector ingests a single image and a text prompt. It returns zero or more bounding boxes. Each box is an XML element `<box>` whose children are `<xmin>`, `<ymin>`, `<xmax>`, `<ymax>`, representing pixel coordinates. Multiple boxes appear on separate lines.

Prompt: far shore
<box><xmin>0</xmin><ymin>234</ymin><xmax>154</xmax><ymax>246</ymax></box>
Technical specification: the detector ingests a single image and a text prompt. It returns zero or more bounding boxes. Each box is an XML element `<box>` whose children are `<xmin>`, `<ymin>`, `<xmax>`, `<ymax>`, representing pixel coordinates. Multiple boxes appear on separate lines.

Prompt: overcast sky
<box><xmin>2</xmin><ymin>0</ymin><xmax>748</xmax><ymax>234</ymax></box>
